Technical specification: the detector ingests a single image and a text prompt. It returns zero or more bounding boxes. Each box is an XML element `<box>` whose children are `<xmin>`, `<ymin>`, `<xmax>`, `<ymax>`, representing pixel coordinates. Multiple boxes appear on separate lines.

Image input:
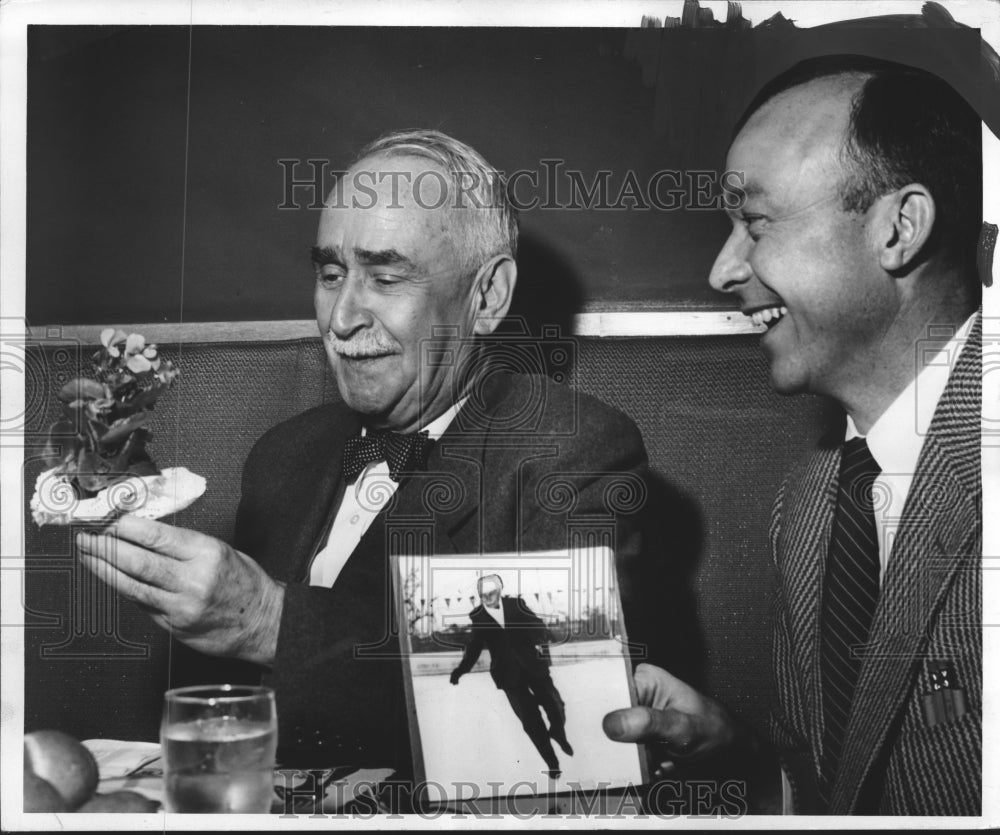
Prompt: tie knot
<box><xmin>343</xmin><ymin>429</ymin><xmax>434</xmax><ymax>484</ymax></box>
<box><xmin>841</xmin><ymin>437</ymin><xmax>880</xmax><ymax>475</ymax></box>
<box><xmin>839</xmin><ymin>437</ymin><xmax>882</xmax><ymax>513</ymax></box>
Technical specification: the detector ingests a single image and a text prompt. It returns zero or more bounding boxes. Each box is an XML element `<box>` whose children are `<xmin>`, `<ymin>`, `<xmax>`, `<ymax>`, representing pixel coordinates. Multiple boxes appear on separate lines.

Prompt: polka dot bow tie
<box><xmin>342</xmin><ymin>429</ymin><xmax>435</xmax><ymax>484</ymax></box>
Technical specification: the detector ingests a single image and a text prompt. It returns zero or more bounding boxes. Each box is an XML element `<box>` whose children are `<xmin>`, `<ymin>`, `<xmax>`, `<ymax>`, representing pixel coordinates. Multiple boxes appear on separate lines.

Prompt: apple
<box><xmin>24</xmin><ymin>730</ymin><xmax>99</xmax><ymax>810</ymax></box>
<box><xmin>23</xmin><ymin>768</ymin><xmax>70</xmax><ymax>813</ymax></box>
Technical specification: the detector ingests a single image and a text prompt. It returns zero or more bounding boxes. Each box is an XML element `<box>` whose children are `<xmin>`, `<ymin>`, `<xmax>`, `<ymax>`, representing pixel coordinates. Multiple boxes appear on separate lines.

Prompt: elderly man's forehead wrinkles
<box><xmin>353</xmin><ymin>247</ymin><xmax>418</xmax><ymax>271</ymax></box>
<box><xmin>324</xmin><ymin>177</ymin><xmax>350</xmax><ymax>209</ymax></box>
<box><xmin>311</xmin><ymin>245</ymin><xmax>344</xmax><ymax>267</ymax></box>
<box><xmin>347</xmin><ymin>152</ymin><xmax>433</xmax><ymax>203</ymax></box>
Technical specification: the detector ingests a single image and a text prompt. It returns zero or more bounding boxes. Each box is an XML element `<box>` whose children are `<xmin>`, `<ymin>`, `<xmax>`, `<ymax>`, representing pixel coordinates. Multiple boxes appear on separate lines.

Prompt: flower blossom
<box><xmin>100</xmin><ymin>328</ymin><xmax>127</xmax><ymax>358</ymax></box>
<box><xmin>124</xmin><ymin>333</ymin><xmax>161</xmax><ymax>373</ymax></box>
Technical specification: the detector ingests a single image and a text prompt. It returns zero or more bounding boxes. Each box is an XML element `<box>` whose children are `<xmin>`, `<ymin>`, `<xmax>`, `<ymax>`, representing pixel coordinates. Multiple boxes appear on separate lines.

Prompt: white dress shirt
<box><xmin>844</xmin><ymin>313</ymin><xmax>976</xmax><ymax>586</ymax></box>
<box><xmin>483</xmin><ymin>601</ymin><xmax>505</xmax><ymax>626</ymax></box>
<box><xmin>308</xmin><ymin>398</ymin><xmax>467</xmax><ymax>588</ymax></box>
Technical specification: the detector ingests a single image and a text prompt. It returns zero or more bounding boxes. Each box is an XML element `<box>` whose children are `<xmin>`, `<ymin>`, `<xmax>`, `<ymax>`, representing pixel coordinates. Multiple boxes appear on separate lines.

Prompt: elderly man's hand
<box><xmin>603</xmin><ymin>663</ymin><xmax>736</xmax><ymax>776</ymax></box>
<box><xmin>75</xmin><ymin>515</ymin><xmax>284</xmax><ymax>666</ymax></box>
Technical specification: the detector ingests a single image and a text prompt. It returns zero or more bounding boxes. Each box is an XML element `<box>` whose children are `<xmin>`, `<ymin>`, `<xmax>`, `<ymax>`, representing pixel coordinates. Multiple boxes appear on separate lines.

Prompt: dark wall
<box><xmin>26</xmin><ymin>24</ymin><xmax>982</xmax><ymax>326</ymax></box>
<box><xmin>26</xmin><ymin>25</ymin><xmax>720</xmax><ymax>324</ymax></box>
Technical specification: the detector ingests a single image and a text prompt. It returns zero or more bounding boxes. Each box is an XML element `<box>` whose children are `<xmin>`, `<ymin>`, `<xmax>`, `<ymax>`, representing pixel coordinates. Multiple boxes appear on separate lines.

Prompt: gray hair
<box><xmin>477</xmin><ymin>573</ymin><xmax>504</xmax><ymax>594</ymax></box>
<box><xmin>354</xmin><ymin>129</ymin><xmax>518</xmax><ymax>273</ymax></box>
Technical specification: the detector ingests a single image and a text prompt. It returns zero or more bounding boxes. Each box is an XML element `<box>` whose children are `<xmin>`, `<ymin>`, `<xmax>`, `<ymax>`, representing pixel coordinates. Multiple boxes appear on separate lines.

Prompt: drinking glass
<box><xmin>161</xmin><ymin>684</ymin><xmax>277</xmax><ymax>813</ymax></box>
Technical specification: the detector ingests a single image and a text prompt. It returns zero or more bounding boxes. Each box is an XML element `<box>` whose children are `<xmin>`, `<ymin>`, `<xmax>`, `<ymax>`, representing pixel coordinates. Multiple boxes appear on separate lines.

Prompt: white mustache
<box><xmin>325</xmin><ymin>331</ymin><xmax>397</xmax><ymax>358</ymax></box>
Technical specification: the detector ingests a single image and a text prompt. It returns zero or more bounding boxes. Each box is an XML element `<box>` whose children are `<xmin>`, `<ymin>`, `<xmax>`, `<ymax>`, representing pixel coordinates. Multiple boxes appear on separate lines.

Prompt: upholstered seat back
<box><xmin>22</xmin><ymin>335</ymin><xmax>830</xmax><ymax>742</ymax></box>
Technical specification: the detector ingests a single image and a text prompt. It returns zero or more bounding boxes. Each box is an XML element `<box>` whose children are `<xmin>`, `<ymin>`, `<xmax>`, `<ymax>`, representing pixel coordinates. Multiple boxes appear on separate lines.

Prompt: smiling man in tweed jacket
<box><xmin>604</xmin><ymin>56</ymin><xmax>983</xmax><ymax>815</ymax></box>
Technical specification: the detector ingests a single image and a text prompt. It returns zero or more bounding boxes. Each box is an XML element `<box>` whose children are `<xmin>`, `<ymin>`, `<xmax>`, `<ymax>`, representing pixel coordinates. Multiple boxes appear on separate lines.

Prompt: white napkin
<box><xmin>83</xmin><ymin>739</ymin><xmax>161</xmax><ymax>780</ymax></box>
<box><xmin>32</xmin><ymin>467</ymin><xmax>206</xmax><ymax>526</ymax></box>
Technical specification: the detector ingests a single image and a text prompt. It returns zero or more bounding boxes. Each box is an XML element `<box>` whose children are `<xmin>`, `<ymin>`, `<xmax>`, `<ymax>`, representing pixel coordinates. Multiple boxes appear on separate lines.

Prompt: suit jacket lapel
<box><xmin>346</xmin><ymin>428</ymin><xmax>488</xmax><ymax>563</ymax></box>
<box><xmin>502</xmin><ymin>596</ymin><xmax>517</xmax><ymax>625</ymax></box>
<box><xmin>351</xmin><ymin>369</ymin><xmax>515</xmax><ymax>560</ymax></box>
<box><xmin>284</xmin><ymin>406</ymin><xmax>360</xmax><ymax>582</ymax></box>
<box><xmin>833</xmin><ymin>314</ymin><xmax>982</xmax><ymax>810</ymax></box>
<box><xmin>780</xmin><ymin>443</ymin><xmax>840</xmax><ymax>769</ymax></box>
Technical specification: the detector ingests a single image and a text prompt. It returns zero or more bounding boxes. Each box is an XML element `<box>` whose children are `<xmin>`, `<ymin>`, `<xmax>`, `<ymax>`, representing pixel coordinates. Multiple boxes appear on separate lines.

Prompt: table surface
<box><xmin>84</xmin><ymin>739</ymin><xmax>396</xmax><ymax>814</ymax></box>
<box><xmin>81</xmin><ymin>738</ymin><xmax>653</xmax><ymax>817</ymax></box>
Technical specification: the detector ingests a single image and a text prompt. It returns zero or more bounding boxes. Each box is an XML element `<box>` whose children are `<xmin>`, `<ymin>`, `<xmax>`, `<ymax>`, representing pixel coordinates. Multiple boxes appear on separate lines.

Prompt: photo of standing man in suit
<box><xmin>451</xmin><ymin>574</ymin><xmax>573</xmax><ymax>778</ymax></box>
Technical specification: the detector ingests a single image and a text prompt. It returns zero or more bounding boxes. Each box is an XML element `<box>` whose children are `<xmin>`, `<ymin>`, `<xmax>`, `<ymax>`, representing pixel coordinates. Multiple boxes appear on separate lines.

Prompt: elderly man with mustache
<box><xmin>77</xmin><ymin>129</ymin><xmax>665</xmax><ymax>781</ymax></box>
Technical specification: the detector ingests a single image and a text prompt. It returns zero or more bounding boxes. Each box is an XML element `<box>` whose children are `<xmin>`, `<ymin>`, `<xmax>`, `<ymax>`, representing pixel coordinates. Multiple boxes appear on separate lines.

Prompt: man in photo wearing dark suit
<box><xmin>450</xmin><ymin>574</ymin><xmax>573</xmax><ymax>777</ymax></box>
<box><xmin>605</xmin><ymin>56</ymin><xmax>983</xmax><ymax>815</ymax></box>
<box><xmin>77</xmin><ymin>129</ymin><xmax>662</xmax><ymax>775</ymax></box>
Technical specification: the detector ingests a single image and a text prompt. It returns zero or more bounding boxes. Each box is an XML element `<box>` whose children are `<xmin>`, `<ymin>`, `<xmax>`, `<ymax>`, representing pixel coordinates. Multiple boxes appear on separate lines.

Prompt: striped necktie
<box><xmin>819</xmin><ymin>436</ymin><xmax>882</xmax><ymax>806</ymax></box>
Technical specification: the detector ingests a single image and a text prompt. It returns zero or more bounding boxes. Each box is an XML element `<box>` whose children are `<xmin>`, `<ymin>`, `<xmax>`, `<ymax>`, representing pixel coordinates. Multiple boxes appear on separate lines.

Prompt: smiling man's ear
<box><xmin>471</xmin><ymin>255</ymin><xmax>517</xmax><ymax>336</ymax></box>
<box><xmin>875</xmin><ymin>184</ymin><xmax>936</xmax><ymax>273</ymax></box>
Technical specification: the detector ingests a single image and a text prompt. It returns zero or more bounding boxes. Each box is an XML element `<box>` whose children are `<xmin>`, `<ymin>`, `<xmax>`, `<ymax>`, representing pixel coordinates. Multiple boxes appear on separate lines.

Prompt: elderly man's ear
<box><xmin>472</xmin><ymin>255</ymin><xmax>518</xmax><ymax>336</ymax></box>
<box><xmin>874</xmin><ymin>184</ymin><xmax>936</xmax><ymax>274</ymax></box>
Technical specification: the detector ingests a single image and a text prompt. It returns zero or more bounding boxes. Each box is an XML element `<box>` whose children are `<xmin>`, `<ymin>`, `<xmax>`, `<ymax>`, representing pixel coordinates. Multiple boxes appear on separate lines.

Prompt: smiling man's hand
<box><xmin>603</xmin><ymin>664</ymin><xmax>737</xmax><ymax>775</ymax></box>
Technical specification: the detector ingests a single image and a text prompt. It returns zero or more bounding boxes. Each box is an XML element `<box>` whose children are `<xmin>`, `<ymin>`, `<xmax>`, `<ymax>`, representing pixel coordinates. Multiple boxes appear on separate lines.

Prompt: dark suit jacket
<box><xmin>453</xmin><ymin>596</ymin><xmax>552</xmax><ymax>689</ymax></box>
<box><xmin>769</xmin><ymin>315</ymin><xmax>982</xmax><ymax>814</ymax></box>
<box><xmin>224</xmin><ymin>370</ymin><xmax>658</xmax><ymax>769</ymax></box>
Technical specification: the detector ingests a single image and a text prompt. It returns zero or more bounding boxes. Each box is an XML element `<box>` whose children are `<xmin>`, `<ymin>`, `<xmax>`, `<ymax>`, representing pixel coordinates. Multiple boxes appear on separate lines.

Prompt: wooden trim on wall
<box><xmin>28</xmin><ymin>311</ymin><xmax>760</xmax><ymax>345</ymax></box>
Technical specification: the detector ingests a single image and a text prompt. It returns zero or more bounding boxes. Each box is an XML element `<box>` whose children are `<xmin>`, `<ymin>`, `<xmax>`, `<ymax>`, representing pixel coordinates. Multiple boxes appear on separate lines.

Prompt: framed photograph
<box><xmin>392</xmin><ymin>546</ymin><xmax>646</xmax><ymax>804</ymax></box>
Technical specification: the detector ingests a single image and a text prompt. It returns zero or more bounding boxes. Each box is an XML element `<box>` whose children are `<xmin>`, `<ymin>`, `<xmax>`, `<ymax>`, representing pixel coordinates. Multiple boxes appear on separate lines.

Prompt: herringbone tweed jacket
<box><xmin>768</xmin><ymin>314</ymin><xmax>982</xmax><ymax>815</ymax></box>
